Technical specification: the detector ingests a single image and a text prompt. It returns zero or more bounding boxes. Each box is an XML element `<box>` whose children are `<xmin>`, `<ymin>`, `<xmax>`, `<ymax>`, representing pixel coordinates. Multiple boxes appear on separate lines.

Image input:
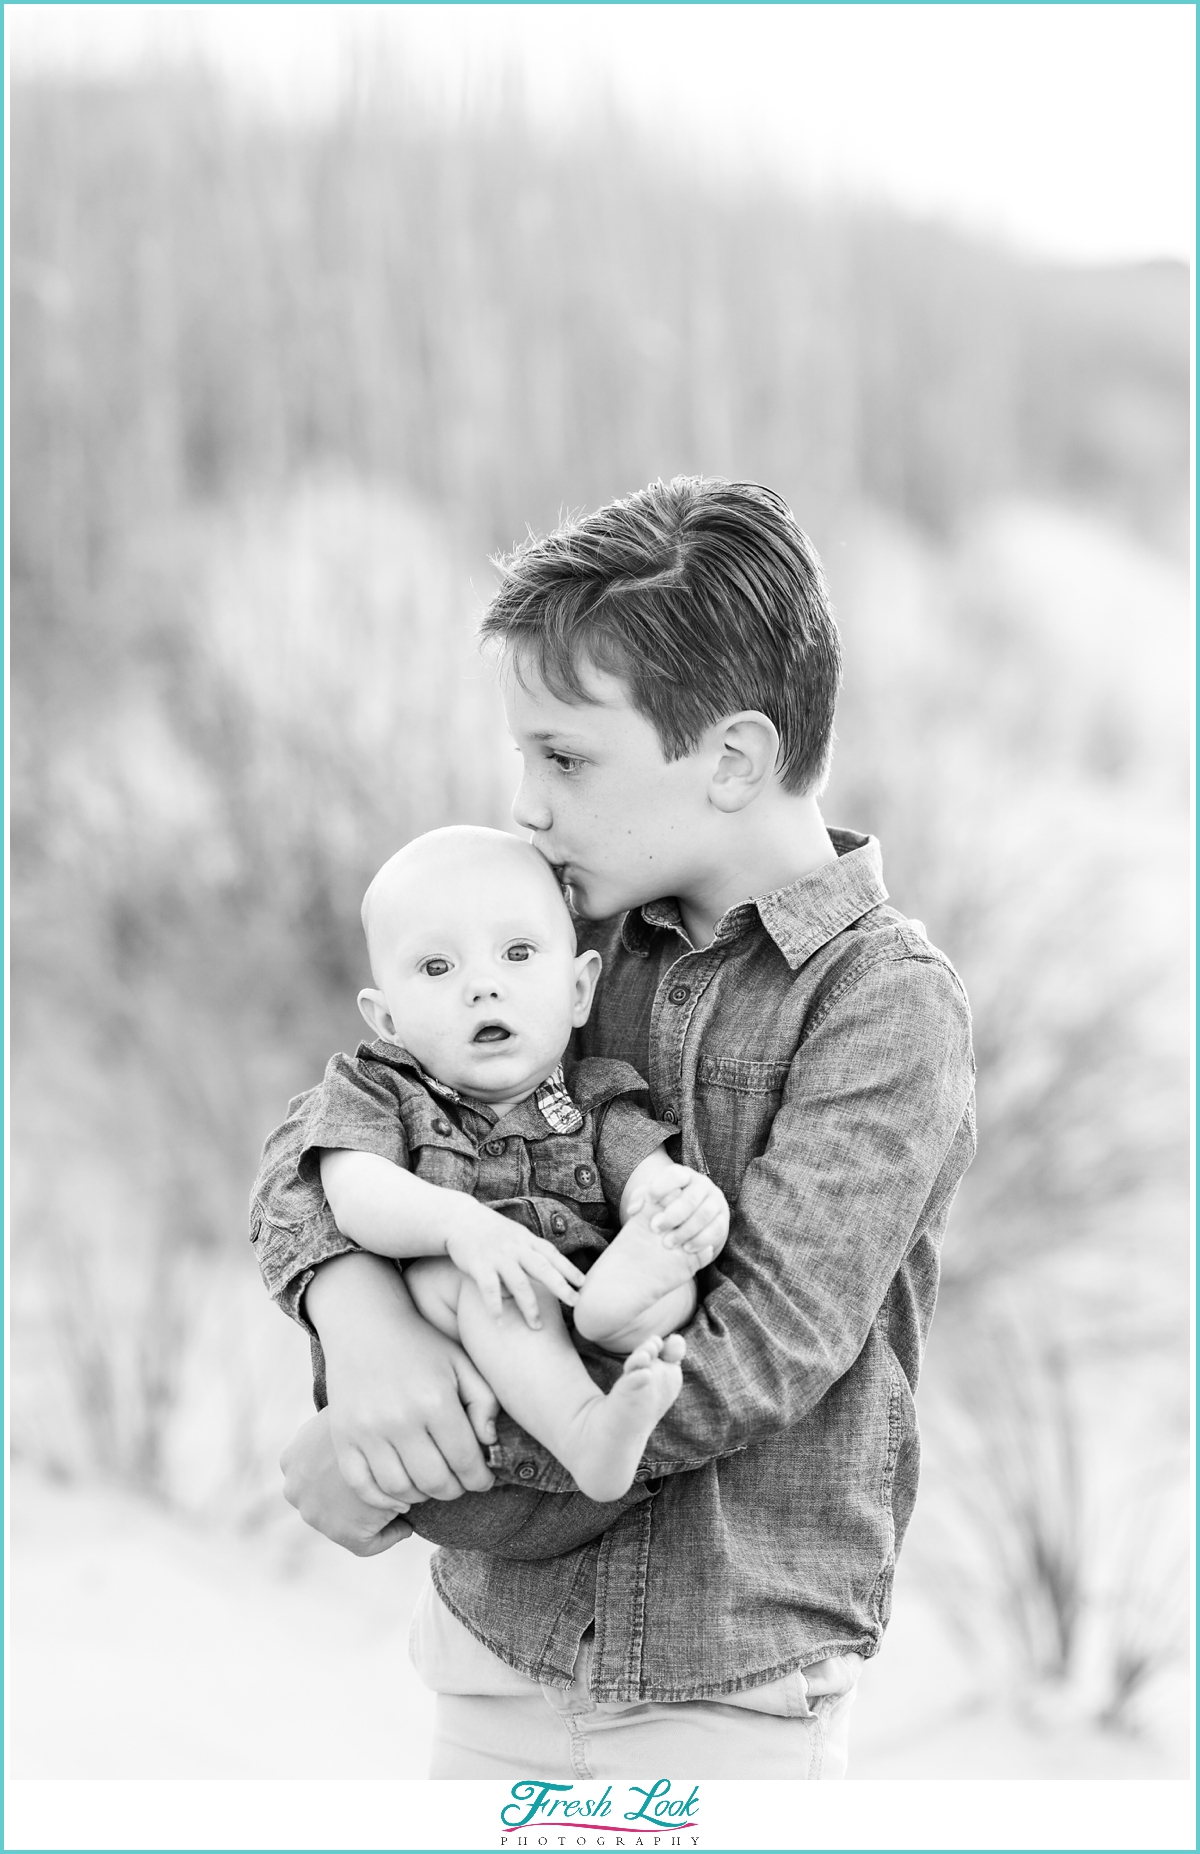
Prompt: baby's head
<box><xmin>357</xmin><ymin>827</ymin><xmax>601</xmax><ymax>1107</ymax></box>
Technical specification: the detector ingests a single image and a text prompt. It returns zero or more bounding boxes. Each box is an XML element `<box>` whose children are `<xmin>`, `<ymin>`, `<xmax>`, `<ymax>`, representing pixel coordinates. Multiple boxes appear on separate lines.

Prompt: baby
<box><xmin>257</xmin><ymin>826</ymin><xmax>728</xmax><ymax>1505</ymax></box>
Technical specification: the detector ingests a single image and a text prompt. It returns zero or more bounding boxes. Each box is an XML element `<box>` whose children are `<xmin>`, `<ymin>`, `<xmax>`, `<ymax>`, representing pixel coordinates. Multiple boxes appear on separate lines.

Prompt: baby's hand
<box><xmin>445</xmin><ymin>1215</ymin><xmax>587</xmax><ymax>1328</ymax></box>
<box><xmin>625</xmin><ymin>1164</ymin><xmax>729</xmax><ymax>1268</ymax></box>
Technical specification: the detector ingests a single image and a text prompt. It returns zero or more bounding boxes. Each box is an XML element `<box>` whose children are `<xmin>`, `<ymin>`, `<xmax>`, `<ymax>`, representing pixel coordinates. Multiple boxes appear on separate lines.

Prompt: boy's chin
<box><xmin>566</xmin><ymin>876</ymin><xmax>648</xmax><ymax>922</ymax></box>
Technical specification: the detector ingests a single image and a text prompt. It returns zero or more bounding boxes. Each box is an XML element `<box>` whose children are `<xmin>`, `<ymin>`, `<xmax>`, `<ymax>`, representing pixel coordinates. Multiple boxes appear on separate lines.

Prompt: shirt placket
<box><xmin>588</xmin><ymin>939</ymin><xmax>726</xmax><ymax>1698</ymax></box>
<box><xmin>473</xmin><ymin>1116</ymin><xmax>528</xmax><ymax>1198</ymax></box>
<box><xmin>647</xmin><ymin>942</ymin><xmax>726</xmax><ymax>1167</ymax></box>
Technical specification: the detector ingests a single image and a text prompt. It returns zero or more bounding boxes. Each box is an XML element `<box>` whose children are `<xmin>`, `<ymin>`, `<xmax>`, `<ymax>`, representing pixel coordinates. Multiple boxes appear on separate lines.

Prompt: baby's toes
<box><xmin>660</xmin><ymin>1334</ymin><xmax>686</xmax><ymax>1364</ymax></box>
<box><xmin>623</xmin><ymin>1335</ymin><xmax>665</xmax><ymax>1373</ymax></box>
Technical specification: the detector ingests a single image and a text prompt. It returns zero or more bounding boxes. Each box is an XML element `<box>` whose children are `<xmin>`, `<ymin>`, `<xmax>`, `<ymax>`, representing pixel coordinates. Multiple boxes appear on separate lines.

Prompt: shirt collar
<box><xmin>362</xmin><ymin>1041</ymin><xmax>583</xmax><ymax>1132</ymax></box>
<box><xmin>618</xmin><ymin>828</ymin><xmax>888</xmax><ymax>971</ymax></box>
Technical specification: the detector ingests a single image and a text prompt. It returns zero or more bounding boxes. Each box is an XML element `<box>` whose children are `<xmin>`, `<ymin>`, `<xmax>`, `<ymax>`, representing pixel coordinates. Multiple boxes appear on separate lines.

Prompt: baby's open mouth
<box><xmin>472</xmin><ymin>1022</ymin><xmax>513</xmax><ymax>1044</ymax></box>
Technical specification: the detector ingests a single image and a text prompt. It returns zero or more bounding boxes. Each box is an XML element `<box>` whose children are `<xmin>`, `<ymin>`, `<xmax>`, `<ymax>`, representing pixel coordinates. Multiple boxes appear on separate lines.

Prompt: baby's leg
<box><xmin>456</xmin><ymin>1281</ymin><xmax>684</xmax><ymax>1505</ymax></box>
<box><xmin>404</xmin><ymin>1256</ymin><xmax>466</xmax><ymax>1342</ymax></box>
<box><xmin>572</xmin><ymin>1207</ymin><xmax>705</xmax><ymax>1354</ymax></box>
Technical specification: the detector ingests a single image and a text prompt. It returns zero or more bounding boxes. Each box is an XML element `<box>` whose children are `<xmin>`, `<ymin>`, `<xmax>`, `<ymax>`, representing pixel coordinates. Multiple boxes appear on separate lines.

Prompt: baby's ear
<box><xmin>358</xmin><ymin>988</ymin><xmax>398</xmax><ymax>1042</ymax></box>
<box><xmin>570</xmin><ymin>949</ymin><xmax>604</xmax><ymax>1026</ymax></box>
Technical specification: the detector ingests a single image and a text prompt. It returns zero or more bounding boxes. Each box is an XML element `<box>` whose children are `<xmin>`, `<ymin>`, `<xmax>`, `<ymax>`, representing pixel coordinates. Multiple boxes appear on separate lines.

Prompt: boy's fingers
<box><xmin>670</xmin><ymin>1202</ymin><xmax>723</xmax><ymax>1242</ymax></box>
<box><xmin>499</xmin><ymin>1263</ymin><xmax>543</xmax><ymax>1328</ymax></box>
<box><xmin>476</xmin><ymin>1267</ymin><xmax>504</xmax><ymax>1321</ymax></box>
<box><xmin>356</xmin><ymin>1514</ymin><xmax>414</xmax><ymax>1555</ymax></box>
<box><xmin>526</xmin><ymin>1253</ymin><xmax>580</xmax><ymax>1303</ymax></box>
<box><xmin>669</xmin><ymin>1206</ymin><xmax>728</xmax><ymax>1252</ymax></box>
<box><xmin>453</xmin><ymin>1353</ymin><xmax>500</xmax><ymax>1451</ymax></box>
<box><xmin>340</xmin><ymin>1442</ymin><xmax>412</xmax><ymax>1510</ymax></box>
<box><xmin>538</xmin><ymin>1270</ymin><xmax>579</xmax><ymax>1306</ymax></box>
<box><xmin>361</xmin><ymin>1439</ymin><xmax>424</xmax><ymax>1507</ymax></box>
<box><xmin>526</xmin><ymin>1238</ymin><xmax>585</xmax><ymax>1286</ymax></box>
<box><xmin>649</xmin><ymin>1164</ymin><xmax>697</xmax><ymax>1196</ymax></box>
<box><xmin>652</xmin><ymin>1182</ymin><xmax>712</xmax><ymax>1233</ymax></box>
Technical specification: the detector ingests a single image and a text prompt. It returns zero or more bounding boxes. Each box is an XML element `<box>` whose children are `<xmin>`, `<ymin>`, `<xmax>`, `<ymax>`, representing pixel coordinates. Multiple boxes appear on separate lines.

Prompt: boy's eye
<box><xmin>421</xmin><ymin>958</ymin><xmax>452</xmax><ymax>977</ymax></box>
<box><xmin>546</xmin><ymin>750</ymin><xmax>581</xmax><ymax>773</ymax></box>
<box><xmin>504</xmin><ymin>943</ymin><xmax>534</xmax><ymax>963</ymax></box>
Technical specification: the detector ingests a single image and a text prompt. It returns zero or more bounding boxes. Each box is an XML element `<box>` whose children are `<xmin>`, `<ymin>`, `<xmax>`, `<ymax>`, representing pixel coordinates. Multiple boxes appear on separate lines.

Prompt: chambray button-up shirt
<box><xmin>250</xmin><ymin>1042</ymin><xmax>676</xmax><ymax>1410</ymax></box>
<box><xmin>421</xmin><ymin>831</ymin><xmax>976</xmax><ymax>1702</ymax></box>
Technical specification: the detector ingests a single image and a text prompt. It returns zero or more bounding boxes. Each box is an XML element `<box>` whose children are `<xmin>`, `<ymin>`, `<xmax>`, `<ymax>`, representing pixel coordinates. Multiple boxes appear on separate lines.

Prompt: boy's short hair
<box><xmin>481</xmin><ymin>477</ymin><xmax>842</xmax><ymax>795</ymax></box>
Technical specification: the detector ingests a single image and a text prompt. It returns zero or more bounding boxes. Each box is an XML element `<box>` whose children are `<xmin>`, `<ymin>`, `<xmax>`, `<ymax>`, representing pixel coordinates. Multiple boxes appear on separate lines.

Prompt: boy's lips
<box><xmin>472</xmin><ymin>1022</ymin><xmax>513</xmax><ymax>1044</ymax></box>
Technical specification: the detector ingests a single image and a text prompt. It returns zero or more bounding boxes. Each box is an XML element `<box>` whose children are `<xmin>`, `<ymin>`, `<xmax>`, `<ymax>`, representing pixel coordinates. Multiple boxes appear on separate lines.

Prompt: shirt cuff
<box><xmin>251</xmin><ymin>1214</ymin><xmax>362</xmax><ymax>1335</ymax></box>
<box><xmin>594</xmin><ymin>1097</ymin><xmax>680</xmax><ymax>1204</ymax></box>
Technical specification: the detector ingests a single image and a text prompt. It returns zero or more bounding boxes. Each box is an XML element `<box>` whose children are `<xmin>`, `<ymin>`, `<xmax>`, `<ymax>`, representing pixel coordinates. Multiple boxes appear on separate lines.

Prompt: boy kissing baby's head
<box><xmin>356</xmin><ymin>827</ymin><xmax>601</xmax><ymax>1111</ymax></box>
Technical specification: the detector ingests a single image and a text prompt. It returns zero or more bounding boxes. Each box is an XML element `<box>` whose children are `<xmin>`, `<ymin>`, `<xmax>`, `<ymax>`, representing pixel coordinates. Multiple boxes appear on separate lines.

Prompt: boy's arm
<box><xmin>487</xmin><ymin>950</ymin><xmax>976</xmax><ymax>1488</ymax></box>
<box><xmin>305</xmin><ymin>1249</ymin><xmax>500</xmax><ymax>1508</ymax></box>
<box><xmin>319</xmin><ymin>1149</ymin><xmax>586</xmax><ymax>1324</ymax></box>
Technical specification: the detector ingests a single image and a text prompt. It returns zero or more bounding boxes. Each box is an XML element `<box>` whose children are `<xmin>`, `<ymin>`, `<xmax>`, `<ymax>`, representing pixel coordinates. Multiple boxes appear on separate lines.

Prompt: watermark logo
<box><xmin>499</xmin><ymin>1780</ymin><xmax>701</xmax><ymax>1848</ymax></box>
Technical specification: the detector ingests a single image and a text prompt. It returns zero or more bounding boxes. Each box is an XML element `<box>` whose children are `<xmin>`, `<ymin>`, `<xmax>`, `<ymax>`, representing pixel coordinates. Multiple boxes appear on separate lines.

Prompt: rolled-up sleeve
<box><xmin>249</xmin><ymin>1053</ymin><xmax>411</xmax><ymax>1330</ymax></box>
<box><xmin>490</xmin><ymin>949</ymin><xmax>975</xmax><ymax>1488</ymax></box>
<box><xmin>592</xmin><ymin>1093</ymin><xmax>679</xmax><ymax>1205</ymax></box>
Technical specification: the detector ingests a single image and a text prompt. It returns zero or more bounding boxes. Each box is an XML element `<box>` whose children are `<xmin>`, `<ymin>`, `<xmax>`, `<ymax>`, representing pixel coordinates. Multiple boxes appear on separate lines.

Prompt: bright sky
<box><xmin>7</xmin><ymin>3</ymin><xmax>1195</xmax><ymax>264</ymax></box>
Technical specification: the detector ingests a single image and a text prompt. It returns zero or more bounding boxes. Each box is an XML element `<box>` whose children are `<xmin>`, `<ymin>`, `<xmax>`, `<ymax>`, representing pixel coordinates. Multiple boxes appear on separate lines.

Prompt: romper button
<box><xmin>517</xmin><ymin>1462</ymin><xmax>537</xmax><ymax>1481</ymax></box>
<box><xmin>662</xmin><ymin>1107</ymin><xmax>678</xmax><ymax>1124</ymax></box>
<box><xmin>574</xmin><ymin>1164</ymin><xmax>596</xmax><ymax>1188</ymax></box>
<box><xmin>550</xmin><ymin>1213</ymin><xmax>568</xmax><ymax>1236</ymax></box>
<box><xmin>432</xmin><ymin>1117</ymin><xmax>452</xmax><ymax>1138</ymax></box>
<box><xmin>668</xmin><ymin>984</ymin><xmax>690</xmax><ymax>1005</ymax></box>
<box><xmin>484</xmin><ymin>1139</ymin><xmax>505</xmax><ymax>1157</ymax></box>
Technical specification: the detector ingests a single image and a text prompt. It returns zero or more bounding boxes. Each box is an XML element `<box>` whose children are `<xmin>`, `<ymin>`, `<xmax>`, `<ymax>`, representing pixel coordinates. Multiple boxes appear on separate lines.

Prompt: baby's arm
<box><xmin>319</xmin><ymin>1148</ymin><xmax>585</xmax><ymax>1328</ymax></box>
<box><xmin>573</xmin><ymin>1153</ymin><xmax>730</xmax><ymax>1354</ymax></box>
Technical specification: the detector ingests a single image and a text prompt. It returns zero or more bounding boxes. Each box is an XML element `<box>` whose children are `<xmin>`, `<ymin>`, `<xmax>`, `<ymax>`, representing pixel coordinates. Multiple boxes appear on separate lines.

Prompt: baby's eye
<box><xmin>546</xmin><ymin>750</ymin><xmax>581</xmax><ymax>774</ymax></box>
<box><xmin>421</xmin><ymin>957</ymin><xmax>452</xmax><ymax>977</ymax></box>
<box><xmin>504</xmin><ymin>943</ymin><xmax>534</xmax><ymax>963</ymax></box>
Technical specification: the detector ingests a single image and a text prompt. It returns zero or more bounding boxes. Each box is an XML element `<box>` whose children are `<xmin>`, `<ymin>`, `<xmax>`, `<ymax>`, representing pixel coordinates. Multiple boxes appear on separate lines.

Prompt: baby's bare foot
<box><xmin>566</xmin><ymin>1334</ymin><xmax>685</xmax><ymax>1503</ymax></box>
<box><xmin>574</xmin><ymin>1213</ymin><xmax>707</xmax><ymax>1352</ymax></box>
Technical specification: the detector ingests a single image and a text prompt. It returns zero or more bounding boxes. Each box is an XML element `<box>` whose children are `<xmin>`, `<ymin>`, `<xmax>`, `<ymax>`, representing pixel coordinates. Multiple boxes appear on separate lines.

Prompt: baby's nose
<box><xmin>465</xmin><ymin>973</ymin><xmax>503</xmax><ymax>1002</ymax></box>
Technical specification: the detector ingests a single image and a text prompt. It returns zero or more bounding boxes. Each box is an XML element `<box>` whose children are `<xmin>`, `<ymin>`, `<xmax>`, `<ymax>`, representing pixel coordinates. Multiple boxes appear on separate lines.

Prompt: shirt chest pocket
<box><xmin>403</xmin><ymin>1103</ymin><xmax>480</xmax><ymax>1194</ymax></box>
<box><xmin>694</xmin><ymin>1056</ymin><xmax>793</xmax><ymax>1201</ymax></box>
<box><xmin>530</xmin><ymin>1142</ymin><xmax>610</xmax><ymax>1211</ymax></box>
<box><xmin>697</xmin><ymin>1056</ymin><xmax>792</xmax><ymax>1095</ymax></box>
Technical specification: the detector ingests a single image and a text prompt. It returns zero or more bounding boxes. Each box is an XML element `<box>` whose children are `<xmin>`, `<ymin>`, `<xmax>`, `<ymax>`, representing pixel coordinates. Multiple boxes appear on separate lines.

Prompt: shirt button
<box><xmin>550</xmin><ymin>1213</ymin><xmax>568</xmax><ymax>1236</ymax></box>
<box><xmin>574</xmin><ymin>1164</ymin><xmax>596</xmax><ymax>1188</ymax></box>
<box><xmin>484</xmin><ymin>1139</ymin><xmax>505</xmax><ymax>1157</ymax></box>
<box><xmin>517</xmin><ymin>1462</ymin><xmax>537</xmax><ymax>1481</ymax></box>
<box><xmin>668</xmin><ymin>984</ymin><xmax>690</xmax><ymax>1005</ymax></box>
<box><xmin>432</xmin><ymin>1117</ymin><xmax>452</xmax><ymax>1138</ymax></box>
<box><xmin>662</xmin><ymin>1107</ymin><xmax>678</xmax><ymax>1124</ymax></box>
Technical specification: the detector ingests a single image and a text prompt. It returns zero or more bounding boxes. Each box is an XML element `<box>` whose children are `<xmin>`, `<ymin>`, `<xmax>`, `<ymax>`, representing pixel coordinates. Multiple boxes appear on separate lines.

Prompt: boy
<box><xmin>252</xmin><ymin>825</ymin><xmax>729</xmax><ymax>1507</ymax></box>
<box><xmin>264</xmin><ymin>477</ymin><xmax>976</xmax><ymax>1780</ymax></box>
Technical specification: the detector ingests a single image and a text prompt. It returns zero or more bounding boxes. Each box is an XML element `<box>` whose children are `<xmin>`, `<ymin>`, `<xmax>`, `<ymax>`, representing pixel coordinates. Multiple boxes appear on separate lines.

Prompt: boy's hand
<box><xmin>308</xmin><ymin>1252</ymin><xmax>499</xmax><ymax>1508</ymax></box>
<box><xmin>445</xmin><ymin>1210</ymin><xmax>586</xmax><ymax>1328</ymax></box>
<box><xmin>281</xmin><ymin>1411</ymin><xmax>415</xmax><ymax>1556</ymax></box>
<box><xmin>625</xmin><ymin>1163</ymin><xmax>730</xmax><ymax>1268</ymax></box>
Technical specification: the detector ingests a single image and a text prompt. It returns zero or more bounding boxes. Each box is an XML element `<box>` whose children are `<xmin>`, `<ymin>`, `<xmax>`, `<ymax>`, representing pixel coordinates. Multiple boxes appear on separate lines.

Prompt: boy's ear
<box><xmin>358</xmin><ymin>987</ymin><xmax>399</xmax><ymax>1042</ymax></box>
<box><xmin>707</xmin><ymin>711</ymin><xmax>780</xmax><ymax>814</ymax></box>
<box><xmin>570</xmin><ymin>949</ymin><xmax>604</xmax><ymax>1027</ymax></box>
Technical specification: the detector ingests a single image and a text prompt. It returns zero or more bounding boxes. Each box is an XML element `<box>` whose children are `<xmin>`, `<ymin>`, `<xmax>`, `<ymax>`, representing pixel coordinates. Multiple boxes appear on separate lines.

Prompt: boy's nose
<box><xmin>512</xmin><ymin>773</ymin><xmax>552</xmax><ymax>835</ymax></box>
<box><xmin>465</xmin><ymin>974</ymin><xmax>503</xmax><ymax>1004</ymax></box>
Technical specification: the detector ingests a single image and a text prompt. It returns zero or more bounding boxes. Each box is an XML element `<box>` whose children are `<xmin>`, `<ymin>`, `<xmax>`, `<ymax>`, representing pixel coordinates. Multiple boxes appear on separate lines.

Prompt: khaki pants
<box><xmin>428</xmin><ymin>1628</ymin><xmax>856</xmax><ymax>1781</ymax></box>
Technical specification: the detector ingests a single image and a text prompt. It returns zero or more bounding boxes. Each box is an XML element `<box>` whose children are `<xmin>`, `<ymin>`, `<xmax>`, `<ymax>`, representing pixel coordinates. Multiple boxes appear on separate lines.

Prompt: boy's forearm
<box><xmin>304</xmin><ymin>1249</ymin><xmax>423</xmax><ymax>1365</ymax></box>
<box><xmin>318</xmin><ymin>1149</ymin><xmax>488</xmax><ymax>1259</ymax></box>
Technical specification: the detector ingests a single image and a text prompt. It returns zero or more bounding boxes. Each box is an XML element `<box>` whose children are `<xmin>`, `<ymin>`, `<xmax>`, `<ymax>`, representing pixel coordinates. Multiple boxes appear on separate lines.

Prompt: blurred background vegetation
<box><xmin>10</xmin><ymin>63</ymin><xmax>1190</xmax><ymax>1776</ymax></box>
